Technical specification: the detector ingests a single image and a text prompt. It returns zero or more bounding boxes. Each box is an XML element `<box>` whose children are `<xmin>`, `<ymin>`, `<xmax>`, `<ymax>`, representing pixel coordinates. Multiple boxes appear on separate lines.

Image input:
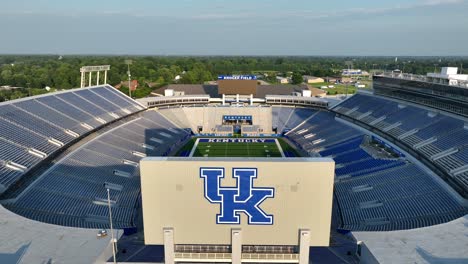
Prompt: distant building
<box><xmin>276</xmin><ymin>76</ymin><xmax>290</xmax><ymax>84</ymax></box>
<box><xmin>340</xmin><ymin>77</ymin><xmax>353</xmax><ymax>83</ymax></box>
<box><xmin>426</xmin><ymin>67</ymin><xmax>468</xmax><ymax>86</ymax></box>
<box><xmin>342</xmin><ymin>69</ymin><xmax>370</xmax><ymax>77</ymax></box>
<box><xmin>306</xmin><ymin>85</ymin><xmax>327</xmax><ymax>97</ymax></box>
<box><xmin>0</xmin><ymin>85</ymin><xmax>20</xmax><ymax>91</ymax></box>
<box><xmin>325</xmin><ymin>76</ymin><xmax>352</xmax><ymax>83</ymax></box>
<box><xmin>115</xmin><ymin>80</ymin><xmax>139</xmax><ymax>91</ymax></box>
<box><xmin>303</xmin><ymin>76</ymin><xmax>325</xmax><ymax>84</ymax></box>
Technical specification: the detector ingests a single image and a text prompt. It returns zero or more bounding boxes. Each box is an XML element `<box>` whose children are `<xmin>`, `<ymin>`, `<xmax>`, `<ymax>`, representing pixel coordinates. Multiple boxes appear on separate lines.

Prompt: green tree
<box><xmin>291</xmin><ymin>72</ymin><xmax>303</xmax><ymax>85</ymax></box>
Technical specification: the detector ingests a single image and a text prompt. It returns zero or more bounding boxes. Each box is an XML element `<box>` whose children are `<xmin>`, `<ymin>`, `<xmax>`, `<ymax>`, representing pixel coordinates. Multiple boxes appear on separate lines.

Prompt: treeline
<box><xmin>0</xmin><ymin>55</ymin><xmax>467</xmax><ymax>101</ymax></box>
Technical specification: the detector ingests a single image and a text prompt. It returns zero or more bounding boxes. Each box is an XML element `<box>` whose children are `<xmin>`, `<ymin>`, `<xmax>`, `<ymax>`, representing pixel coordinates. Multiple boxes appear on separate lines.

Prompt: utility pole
<box><xmin>125</xmin><ymin>60</ymin><xmax>133</xmax><ymax>98</ymax></box>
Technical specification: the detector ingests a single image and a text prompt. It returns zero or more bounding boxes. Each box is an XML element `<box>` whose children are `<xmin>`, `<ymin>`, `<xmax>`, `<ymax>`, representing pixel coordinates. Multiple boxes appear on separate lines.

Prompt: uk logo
<box><xmin>200</xmin><ymin>168</ymin><xmax>274</xmax><ymax>225</ymax></box>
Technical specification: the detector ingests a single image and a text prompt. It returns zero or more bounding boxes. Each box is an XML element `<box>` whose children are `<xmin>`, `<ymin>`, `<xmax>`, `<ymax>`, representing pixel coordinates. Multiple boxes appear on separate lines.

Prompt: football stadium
<box><xmin>0</xmin><ymin>70</ymin><xmax>468</xmax><ymax>264</ymax></box>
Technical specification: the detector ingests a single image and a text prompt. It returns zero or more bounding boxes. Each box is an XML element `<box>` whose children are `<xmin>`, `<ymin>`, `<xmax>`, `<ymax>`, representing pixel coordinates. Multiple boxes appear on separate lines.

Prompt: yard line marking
<box><xmin>275</xmin><ymin>138</ymin><xmax>286</xmax><ymax>157</ymax></box>
<box><xmin>189</xmin><ymin>138</ymin><xmax>200</xmax><ymax>157</ymax></box>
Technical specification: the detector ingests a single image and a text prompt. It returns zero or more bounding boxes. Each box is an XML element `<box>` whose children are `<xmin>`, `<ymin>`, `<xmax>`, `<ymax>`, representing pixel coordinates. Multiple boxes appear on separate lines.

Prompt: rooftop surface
<box><xmin>0</xmin><ymin>204</ymin><xmax>117</xmax><ymax>264</ymax></box>
<box><xmin>153</xmin><ymin>84</ymin><xmax>312</xmax><ymax>98</ymax></box>
<box><xmin>376</xmin><ymin>72</ymin><xmax>468</xmax><ymax>88</ymax></box>
<box><xmin>353</xmin><ymin>214</ymin><xmax>468</xmax><ymax>264</ymax></box>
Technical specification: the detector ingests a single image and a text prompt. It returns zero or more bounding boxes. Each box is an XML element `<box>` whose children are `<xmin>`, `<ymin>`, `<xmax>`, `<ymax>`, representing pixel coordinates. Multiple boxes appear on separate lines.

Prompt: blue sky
<box><xmin>0</xmin><ymin>0</ymin><xmax>467</xmax><ymax>55</ymax></box>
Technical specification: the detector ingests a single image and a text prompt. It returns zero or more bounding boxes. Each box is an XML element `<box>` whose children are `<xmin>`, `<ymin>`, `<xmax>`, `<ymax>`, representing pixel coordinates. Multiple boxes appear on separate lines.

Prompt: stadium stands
<box><xmin>335</xmin><ymin>163</ymin><xmax>466</xmax><ymax>231</ymax></box>
<box><xmin>284</xmin><ymin>108</ymin><xmax>467</xmax><ymax>231</ymax></box>
<box><xmin>1</xmin><ymin>90</ymin><xmax>466</xmax><ymax>233</ymax></box>
<box><xmin>214</xmin><ymin>125</ymin><xmax>234</xmax><ymax>135</ymax></box>
<box><xmin>240</xmin><ymin>125</ymin><xmax>257</xmax><ymax>133</ymax></box>
<box><xmin>333</xmin><ymin>93</ymin><xmax>468</xmax><ymax>191</ymax></box>
<box><xmin>281</xmin><ymin>108</ymin><xmax>317</xmax><ymax>131</ymax></box>
<box><xmin>272</xmin><ymin>107</ymin><xmax>295</xmax><ymax>133</ymax></box>
<box><xmin>0</xmin><ymin>85</ymin><xmax>144</xmax><ymax>194</ymax></box>
<box><xmin>285</xmin><ymin>110</ymin><xmax>361</xmax><ymax>152</ymax></box>
<box><xmin>4</xmin><ymin>110</ymin><xmax>190</xmax><ymax>228</ymax></box>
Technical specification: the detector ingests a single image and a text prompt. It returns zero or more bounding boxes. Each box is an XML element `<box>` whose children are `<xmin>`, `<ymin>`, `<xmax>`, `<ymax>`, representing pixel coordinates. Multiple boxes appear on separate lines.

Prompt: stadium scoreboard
<box><xmin>141</xmin><ymin>157</ymin><xmax>334</xmax><ymax>256</ymax></box>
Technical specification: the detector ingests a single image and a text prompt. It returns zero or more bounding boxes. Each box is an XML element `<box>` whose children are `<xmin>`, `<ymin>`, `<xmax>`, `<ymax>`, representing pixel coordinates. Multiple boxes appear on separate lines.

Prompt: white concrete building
<box><xmin>276</xmin><ymin>76</ymin><xmax>290</xmax><ymax>84</ymax></box>
<box><xmin>303</xmin><ymin>76</ymin><xmax>325</xmax><ymax>84</ymax></box>
<box><xmin>355</xmin><ymin>82</ymin><xmax>366</xmax><ymax>88</ymax></box>
<box><xmin>427</xmin><ymin>67</ymin><xmax>468</xmax><ymax>86</ymax></box>
<box><xmin>342</xmin><ymin>69</ymin><xmax>369</xmax><ymax>77</ymax></box>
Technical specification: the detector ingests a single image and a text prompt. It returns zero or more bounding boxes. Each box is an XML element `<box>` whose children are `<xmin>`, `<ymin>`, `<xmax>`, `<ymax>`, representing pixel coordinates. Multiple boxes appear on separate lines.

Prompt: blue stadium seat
<box><xmin>0</xmin><ymin>86</ymin><xmax>145</xmax><ymax>194</ymax></box>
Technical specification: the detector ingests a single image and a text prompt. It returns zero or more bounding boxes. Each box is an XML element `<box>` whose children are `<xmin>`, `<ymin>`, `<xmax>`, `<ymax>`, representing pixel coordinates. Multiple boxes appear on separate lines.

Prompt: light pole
<box><xmin>128</xmin><ymin>70</ymin><xmax>132</xmax><ymax>98</ymax></box>
<box><xmin>343</xmin><ymin>61</ymin><xmax>353</xmax><ymax>99</ymax></box>
<box><xmin>107</xmin><ymin>188</ymin><xmax>117</xmax><ymax>264</ymax></box>
<box><xmin>125</xmin><ymin>60</ymin><xmax>133</xmax><ymax>98</ymax></box>
<box><xmin>345</xmin><ymin>82</ymin><xmax>349</xmax><ymax>99</ymax></box>
<box><xmin>372</xmin><ymin>64</ymin><xmax>376</xmax><ymax>73</ymax></box>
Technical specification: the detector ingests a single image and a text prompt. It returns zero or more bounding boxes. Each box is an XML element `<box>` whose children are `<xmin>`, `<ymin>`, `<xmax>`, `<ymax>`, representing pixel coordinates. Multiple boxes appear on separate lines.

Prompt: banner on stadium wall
<box><xmin>223</xmin><ymin>115</ymin><xmax>253</xmax><ymax>121</ymax></box>
<box><xmin>218</xmin><ymin>75</ymin><xmax>257</xmax><ymax>80</ymax></box>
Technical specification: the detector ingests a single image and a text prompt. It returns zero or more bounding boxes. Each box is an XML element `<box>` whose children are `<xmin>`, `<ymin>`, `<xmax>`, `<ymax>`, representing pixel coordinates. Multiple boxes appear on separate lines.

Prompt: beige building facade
<box><xmin>140</xmin><ymin>157</ymin><xmax>334</xmax><ymax>263</ymax></box>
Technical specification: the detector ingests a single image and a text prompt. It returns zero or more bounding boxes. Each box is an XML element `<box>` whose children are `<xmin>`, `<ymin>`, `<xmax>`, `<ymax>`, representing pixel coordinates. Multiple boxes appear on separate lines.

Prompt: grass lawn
<box><xmin>278</xmin><ymin>138</ymin><xmax>302</xmax><ymax>157</ymax></box>
<box><xmin>310</xmin><ymin>82</ymin><xmax>358</xmax><ymax>95</ymax></box>
<box><xmin>174</xmin><ymin>138</ymin><xmax>196</xmax><ymax>156</ymax></box>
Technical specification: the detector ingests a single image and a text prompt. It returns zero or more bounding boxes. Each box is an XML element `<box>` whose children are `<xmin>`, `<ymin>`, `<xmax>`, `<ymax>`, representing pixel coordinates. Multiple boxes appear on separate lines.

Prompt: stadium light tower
<box><xmin>80</xmin><ymin>65</ymin><xmax>110</xmax><ymax>88</ymax></box>
<box><xmin>107</xmin><ymin>188</ymin><xmax>117</xmax><ymax>264</ymax></box>
<box><xmin>125</xmin><ymin>60</ymin><xmax>133</xmax><ymax>98</ymax></box>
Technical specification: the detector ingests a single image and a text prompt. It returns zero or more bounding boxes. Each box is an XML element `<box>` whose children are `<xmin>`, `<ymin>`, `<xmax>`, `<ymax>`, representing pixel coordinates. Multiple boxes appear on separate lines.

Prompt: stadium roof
<box><xmin>154</xmin><ymin>84</ymin><xmax>312</xmax><ymax>98</ymax></box>
<box><xmin>353</xmin><ymin>214</ymin><xmax>468</xmax><ymax>263</ymax></box>
<box><xmin>154</xmin><ymin>84</ymin><xmax>219</xmax><ymax>97</ymax></box>
<box><xmin>0</xmin><ymin>205</ymin><xmax>116</xmax><ymax>264</ymax></box>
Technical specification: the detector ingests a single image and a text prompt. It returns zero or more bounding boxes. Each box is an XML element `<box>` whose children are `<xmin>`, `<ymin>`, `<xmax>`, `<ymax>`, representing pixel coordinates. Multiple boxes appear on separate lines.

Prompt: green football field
<box><xmin>193</xmin><ymin>139</ymin><xmax>282</xmax><ymax>157</ymax></box>
<box><xmin>176</xmin><ymin>137</ymin><xmax>302</xmax><ymax>158</ymax></box>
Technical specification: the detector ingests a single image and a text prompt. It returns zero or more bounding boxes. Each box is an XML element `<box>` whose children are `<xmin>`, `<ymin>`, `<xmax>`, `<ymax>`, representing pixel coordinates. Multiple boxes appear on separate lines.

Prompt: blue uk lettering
<box><xmin>200</xmin><ymin>168</ymin><xmax>274</xmax><ymax>225</ymax></box>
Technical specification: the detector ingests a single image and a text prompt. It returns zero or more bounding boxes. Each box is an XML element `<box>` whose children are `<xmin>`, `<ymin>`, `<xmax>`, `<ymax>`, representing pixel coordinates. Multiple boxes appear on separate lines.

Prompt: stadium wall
<box><xmin>200</xmin><ymin>107</ymin><xmax>273</xmax><ymax>134</ymax></box>
<box><xmin>140</xmin><ymin>157</ymin><xmax>335</xmax><ymax>246</ymax></box>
